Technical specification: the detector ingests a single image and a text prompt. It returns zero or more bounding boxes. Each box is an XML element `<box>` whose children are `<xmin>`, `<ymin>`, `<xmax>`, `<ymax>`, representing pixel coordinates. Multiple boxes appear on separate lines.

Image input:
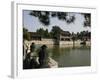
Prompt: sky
<box><xmin>23</xmin><ymin>10</ymin><xmax>91</xmax><ymax>33</ymax></box>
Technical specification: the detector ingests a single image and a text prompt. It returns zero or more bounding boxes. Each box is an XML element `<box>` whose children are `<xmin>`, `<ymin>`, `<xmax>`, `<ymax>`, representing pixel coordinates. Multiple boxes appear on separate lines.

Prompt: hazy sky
<box><xmin>23</xmin><ymin>10</ymin><xmax>91</xmax><ymax>33</ymax></box>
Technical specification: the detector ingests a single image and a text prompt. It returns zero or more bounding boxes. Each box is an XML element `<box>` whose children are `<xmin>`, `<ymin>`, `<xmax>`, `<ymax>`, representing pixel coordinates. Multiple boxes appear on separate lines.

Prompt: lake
<box><xmin>47</xmin><ymin>45</ymin><xmax>91</xmax><ymax>67</ymax></box>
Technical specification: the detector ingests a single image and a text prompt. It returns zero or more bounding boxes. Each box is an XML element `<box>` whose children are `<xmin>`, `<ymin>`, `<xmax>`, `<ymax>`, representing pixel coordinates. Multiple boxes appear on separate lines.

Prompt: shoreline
<box><xmin>24</xmin><ymin>40</ymin><xmax>91</xmax><ymax>49</ymax></box>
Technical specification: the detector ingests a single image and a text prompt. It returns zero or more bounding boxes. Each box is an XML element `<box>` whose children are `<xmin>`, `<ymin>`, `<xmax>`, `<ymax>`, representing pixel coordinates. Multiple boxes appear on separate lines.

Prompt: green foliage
<box><xmin>78</xmin><ymin>31</ymin><xmax>91</xmax><ymax>40</ymax></box>
<box><xmin>36</xmin><ymin>26</ymin><xmax>62</xmax><ymax>39</ymax></box>
<box><xmin>30</xmin><ymin>11</ymin><xmax>91</xmax><ymax>27</ymax></box>
<box><xmin>23</xmin><ymin>27</ymin><xmax>91</xmax><ymax>41</ymax></box>
<box><xmin>71</xmin><ymin>32</ymin><xmax>76</xmax><ymax>41</ymax></box>
<box><xmin>30</xmin><ymin>11</ymin><xmax>50</xmax><ymax>26</ymax></box>
<box><xmin>50</xmin><ymin>26</ymin><xmax>61</xmax><ymax>40</ymax></box>
<box><xmin>82</xmin><ymin>13</ymin><xmax>91</xmax><ymax>27</ymax></box>
<box><xmin>44</xmin><ymin>29</ymin><xmax>51</xmax><ymax>38</ymax></box>
<box><xmin>23</xmin><ymin>27</ymin><xmax>30</xmax><ymax>40</ymax></box>
<box><xmin>30</xmin><ymin>11</ymin><xmax>76</xmax><ymax>26</ymax></box>
<box><xmin>36</xmin><ymin>28</ymin><xmax>51</xmax><ymax>38</ymax></box>
<box><xmin>57</xmin><ymin>12</ymin><xmax>67</xmax><ymax>20</ymax></box>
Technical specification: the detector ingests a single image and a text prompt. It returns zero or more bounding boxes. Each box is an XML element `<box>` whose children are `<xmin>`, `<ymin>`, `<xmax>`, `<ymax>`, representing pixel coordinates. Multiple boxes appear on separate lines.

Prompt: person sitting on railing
<box><xmin>30</xmin><ymin>42</ymin><xmax>35</xmax><ymax>52</ymax></box>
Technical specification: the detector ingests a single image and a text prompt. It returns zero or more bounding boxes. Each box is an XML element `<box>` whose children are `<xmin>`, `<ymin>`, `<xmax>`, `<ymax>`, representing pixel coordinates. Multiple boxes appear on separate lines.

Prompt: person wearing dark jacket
<box><xmin>38</xmin><ymin>45</ymin><xmax>49</xmax><ymax>68</ymax></box>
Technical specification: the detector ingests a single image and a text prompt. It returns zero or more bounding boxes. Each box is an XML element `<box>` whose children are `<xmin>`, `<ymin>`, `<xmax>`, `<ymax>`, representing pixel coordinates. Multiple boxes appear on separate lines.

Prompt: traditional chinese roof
<box><xmin>60</xmin><ymin>29</ymin><xmax>71</xmax><ymax>37</ymax></box>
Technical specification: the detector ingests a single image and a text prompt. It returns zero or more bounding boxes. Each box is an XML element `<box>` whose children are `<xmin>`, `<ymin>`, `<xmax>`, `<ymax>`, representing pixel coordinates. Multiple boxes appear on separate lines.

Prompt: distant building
<box><xmin>29</xmin><ymin>32</ymin><xmax>41</xmax><ymax>40</ymax></box>
<box><xmin>60</xmin><ymin>31</ymin><xmax>72</xmax><ymax>41</ymax></box>
<box><xmin>82</xmin><ymin>36</ymin><xmax>91</xmax><ymax>41</ymax></box>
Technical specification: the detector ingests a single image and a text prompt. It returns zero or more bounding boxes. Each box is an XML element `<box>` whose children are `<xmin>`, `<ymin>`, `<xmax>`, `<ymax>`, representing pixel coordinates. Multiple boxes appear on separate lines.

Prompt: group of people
<box><xmin>23</xmin><ymin>42</ymin><xmax>49</xmax><ymax>69</ymax></box>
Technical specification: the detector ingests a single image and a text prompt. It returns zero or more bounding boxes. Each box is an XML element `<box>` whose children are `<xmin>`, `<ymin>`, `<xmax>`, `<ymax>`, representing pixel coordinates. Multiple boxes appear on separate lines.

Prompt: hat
<box><xmin>41</xmin><ymin>45</ymin><xmax>47</xmax><ymax>49</ymax></box>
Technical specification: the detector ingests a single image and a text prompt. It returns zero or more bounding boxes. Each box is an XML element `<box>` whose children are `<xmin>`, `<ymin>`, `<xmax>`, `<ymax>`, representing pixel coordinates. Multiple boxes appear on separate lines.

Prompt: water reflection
<box><xmin>48</xmin><ymin>45</ymin><xmax>90</xmax><ymax>67</ymax></box>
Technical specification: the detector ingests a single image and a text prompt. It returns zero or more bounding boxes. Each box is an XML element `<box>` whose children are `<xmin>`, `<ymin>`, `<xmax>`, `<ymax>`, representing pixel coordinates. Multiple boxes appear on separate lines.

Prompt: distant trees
<box><xmin>71</xmin><ymin>32</ymin><xmax>76</xmax><ymax>47</ymax></box>
<box><xmin>77</xmin><ymin>31</ymin><xmax>91</xmax><ymax>41</ymax></box>
<box><xmin>50</xmin><ymin>26</ymin><xmax>61</xmax><ymax>45</ymax></box>
<box><xmin>23</xmin><ymin>27</ymin><xmax>30</xmax><ymax>40</ymax></box>
<box><xmin>23</xmin><ymin>27</ymin><xmax>91</xmax><ymax>42</ymax></box>
<box><xmin>24</xmin><ymin>10</ymin><xmax>91</xmax><ymax>46</ymax></box>
<box><xmin>36</xmin><ymin>28</ymin><xmax>51</xmax><ymax>38</ymax></box>
<box><xmin>29</xmin><ymin>10</ymin><xmax>91</xmax><ymax>41</ymax></box>
<box><xmin>50</xmin><ymin>26</ymin><xmax>61</xmax><ymax>40</ymax></box>
<box><xmin>36</xmin><ymin>26</ymin><xmax>62</xmax><ymax>39</ymax></box>
<box><xmin>36</xmin><ymin>28</ymin><xmax>44</xmax><ymax>37</ymax></box>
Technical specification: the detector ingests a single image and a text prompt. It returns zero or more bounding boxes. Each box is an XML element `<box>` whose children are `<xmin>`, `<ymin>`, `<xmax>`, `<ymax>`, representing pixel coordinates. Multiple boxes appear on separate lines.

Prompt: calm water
<box><xmin>48</xmin><ymin>45</ymin><xmax>91</xmax><ymax>67</ymax></box>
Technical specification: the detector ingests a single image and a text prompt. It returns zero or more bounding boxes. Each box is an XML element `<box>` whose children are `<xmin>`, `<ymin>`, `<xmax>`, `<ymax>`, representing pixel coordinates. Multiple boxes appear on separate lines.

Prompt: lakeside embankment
<box><xmin>24</xmin><ymin>39</ymin><xmax>91</xmax><ymax>48</ymax></box>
